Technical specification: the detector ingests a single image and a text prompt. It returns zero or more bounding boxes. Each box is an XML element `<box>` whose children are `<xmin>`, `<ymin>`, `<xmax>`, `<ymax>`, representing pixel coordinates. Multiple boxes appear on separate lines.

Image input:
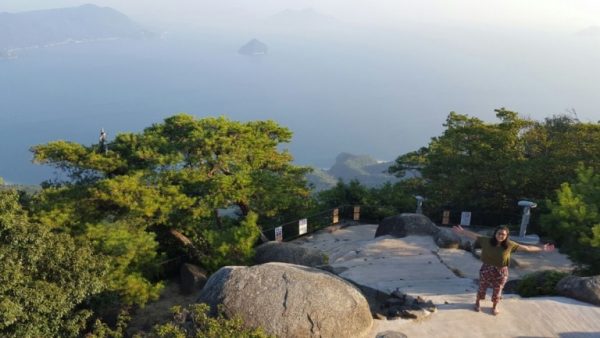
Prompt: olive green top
<box><xmin>476</xmin><ymin>236</ymin><xmax>520</xmax><ymax>267</ymax></box>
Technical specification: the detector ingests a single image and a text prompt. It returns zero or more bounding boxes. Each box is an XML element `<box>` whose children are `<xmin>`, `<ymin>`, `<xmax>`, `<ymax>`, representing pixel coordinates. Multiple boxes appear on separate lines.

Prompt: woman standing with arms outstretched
<box><xmin>452</xmin><ymin>225</ymin><xmax>554</xmax><ymax>315</ymax></box>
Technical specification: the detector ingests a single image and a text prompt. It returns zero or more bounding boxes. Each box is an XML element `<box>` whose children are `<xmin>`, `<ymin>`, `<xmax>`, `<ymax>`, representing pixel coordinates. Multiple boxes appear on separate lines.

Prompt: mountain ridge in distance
<box><xmin>0</xmin><ymin>4</ymin><xmax>151</xmax><ymax>57</ymax></box>
<box><xmin>306</xmin><ymin>152</ymin><xmax>416</xmax><ymax>191</ymax></box>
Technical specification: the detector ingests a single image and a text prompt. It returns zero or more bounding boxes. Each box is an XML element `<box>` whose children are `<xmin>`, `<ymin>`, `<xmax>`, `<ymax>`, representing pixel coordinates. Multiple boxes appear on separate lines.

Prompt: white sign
<box><xmin>460</xmin><ymin>212</ymin><xmax>472</xmax><ymax>226</ymax></box>
<box><xmin>442</xmin><ymin>210</ymin><xmax>450</xmax><ymax>225</ymax></box>
<box><xmin>353</xmin><ymin>206</ymin><xmax>360</xmax><ymax>221</ymax></box>
<box><xmin>275</xmin><ymin>226</ymin><xmax>283</xmax><ymax>242</ymax></box>
<box><xmin>299</xmin><ymin>218</ymin><xmax>308</xmax><ymax>235</ymax></box>
<box><xmin>332</xmin><ymin>208</ymin><xmax>339</xmax><ymax>224</ymax></box>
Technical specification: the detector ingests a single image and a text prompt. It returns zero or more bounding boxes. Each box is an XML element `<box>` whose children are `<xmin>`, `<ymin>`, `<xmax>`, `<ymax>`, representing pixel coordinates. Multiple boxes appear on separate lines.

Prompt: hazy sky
<box><xmin>2</xmin><ymin>0</ymin><xmax>600</xmax><ymax>184</ymax></box>
<box><xmin>2</xmin><ymin>0</ymin><xmax>600</xmax><ymax>31</ymax></box>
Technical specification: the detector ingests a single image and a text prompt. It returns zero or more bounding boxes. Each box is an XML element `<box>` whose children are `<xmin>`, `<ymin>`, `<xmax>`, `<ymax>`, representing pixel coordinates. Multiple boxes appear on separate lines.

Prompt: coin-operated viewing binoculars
<box><xmin>415</xmin><ymin>195</ymin><xmax>424</xmax><ymax>214</ymax></box>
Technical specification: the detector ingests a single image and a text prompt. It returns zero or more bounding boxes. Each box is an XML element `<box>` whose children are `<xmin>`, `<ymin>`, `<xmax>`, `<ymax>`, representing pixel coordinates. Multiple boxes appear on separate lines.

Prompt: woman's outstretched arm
<box><xmin>516</xmin><ymin>243</ymin><xmax>555</xmax><ymax>253</ymax></box>
<box><xmin>452</xmin><ymin>225</ymin><xmax>479</xmax><ymax>241</ymax></box>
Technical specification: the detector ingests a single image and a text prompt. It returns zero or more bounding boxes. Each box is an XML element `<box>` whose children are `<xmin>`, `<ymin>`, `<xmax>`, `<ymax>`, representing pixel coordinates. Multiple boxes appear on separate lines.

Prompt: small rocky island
<box><xmin>238</xmin><ymin>38</ymin><xmax>268</xmax><ymax>56</ymax></box>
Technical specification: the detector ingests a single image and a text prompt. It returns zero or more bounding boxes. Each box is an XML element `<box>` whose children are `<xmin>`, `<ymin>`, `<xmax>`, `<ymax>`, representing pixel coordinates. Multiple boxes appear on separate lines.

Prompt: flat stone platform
<box><xmin>294</xmin><ymin>224</ymin><xmax>600</xmax><ymax>338</ymax></box>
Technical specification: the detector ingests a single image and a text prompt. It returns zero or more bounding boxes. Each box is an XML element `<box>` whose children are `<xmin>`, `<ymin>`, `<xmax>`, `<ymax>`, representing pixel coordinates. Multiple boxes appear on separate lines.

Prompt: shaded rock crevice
<box><xmin>350</xmin><ymin>281</ymin><xmax>437</xmax><ymax>321</ymax></box>
<box><xmin>282</xmin><ymin>272</ymin><xmax>290</xmax><ymax>315</ymax></box>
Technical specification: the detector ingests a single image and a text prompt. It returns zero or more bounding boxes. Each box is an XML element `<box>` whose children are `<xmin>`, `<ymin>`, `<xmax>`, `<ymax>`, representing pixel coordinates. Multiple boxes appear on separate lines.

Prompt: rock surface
<box><xmin>376</xmin><ymin>213</ymin><xmax>438</xmax><ymax>238</ymax></box>
<box><xmin>555</xmin><ymin>275</ymin><xmax>600</xmax><ymax>305</ymax></box>
<box><xmin>198</xmin><ymin>262</ymin><xmax>373</xmax><ymax>338</ymax></box>
<box><xmin>376</xmin><ymin>213</ymin><xmax>471</xmax><ymax>250</ymax></box>
<box><xmin>295</xmin><ymin>224</ymin><xmax>600</xmax><ymax>338</ymax></box>
<box><xmin>179</xmin><ymin>263</ymin><xmax>207</xmax><ymax>294</ymax></box>
<box><xmin>435</xmin><ymin>226</ymin><xmax>471</xmax><ymax>250</ymax></box>
<box><xmin>254</xmin><ymin>241</ymin><xmax>327</xmax><ymax>267</ymax></box>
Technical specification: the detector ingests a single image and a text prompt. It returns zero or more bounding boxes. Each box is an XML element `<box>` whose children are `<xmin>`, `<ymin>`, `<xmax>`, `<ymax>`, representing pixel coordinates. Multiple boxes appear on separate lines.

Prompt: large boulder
<box><xmin>375</xmin><ymin>213</ymin><xmax>439</xmax><ymax>238</ymax></box>
<box><xmin>376</xmin><ymin>213</ymin><xmax>471</xmax><ymax>250</ymax></box>
<box><xmin>198</xmin><ymin>262</ymin><xmax>373</xmax><ymax>338</ymax></box>
<box><xmin>555</xmin><ymin>275</ymin><xmax>600</xmax><ymax>305</ymax></box>
<box><xmin>254</xmin><ymin>241</ymin><xmax>327</xmax><ymax>267</ymax></box>
<box><xmin>435</xmin><ymin>227</ymin><xmax>472</xmax><ymax>250</ymax></box>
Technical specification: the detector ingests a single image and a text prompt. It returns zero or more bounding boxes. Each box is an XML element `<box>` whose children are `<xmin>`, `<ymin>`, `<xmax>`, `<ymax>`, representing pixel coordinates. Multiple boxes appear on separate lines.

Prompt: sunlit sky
<box><xmin>3</xmin><ymin>0</ymin><xmax>600</xmax><ymax>31</ymax></box>
<box><xmin>2</xmin><ymin>0</ymin><xmax>600</xmax><ymax>183</ymax></box>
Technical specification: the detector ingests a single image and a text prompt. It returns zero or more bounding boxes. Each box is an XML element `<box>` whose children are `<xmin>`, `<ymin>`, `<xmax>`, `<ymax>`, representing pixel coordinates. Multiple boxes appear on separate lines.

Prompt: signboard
<box><xmin>442</xmin><ymin>210</ymin><xmax>450</xmax><ymax>225</ymax></box>
<box><xmin>460</xmin><ymin>211</ymin><xmax>472</xmax><ymax>226</ymax></box>
<box><xmin>353</xmin><ymin>206</ymin><xmax>360</xmax><ymax>221</ymax></box>
<box><xmin>275</xmin><ymin>226</ymin><xmax>283</xmax><ymax>242</ymax></box>
<box><xmin>332</xmin><ymin>208</ymin><xmax>339</xmax><ymax>224</ymax></box>
<box><xmin>299</xmin><ymin>218</ymin><xmax>308</xmax><ymax>235</ymax></box>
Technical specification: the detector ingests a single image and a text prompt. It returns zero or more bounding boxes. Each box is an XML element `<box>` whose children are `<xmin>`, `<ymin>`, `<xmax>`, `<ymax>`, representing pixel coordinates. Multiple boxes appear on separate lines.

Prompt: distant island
<box><xmin>0</xmin><ymin>4</ymin><xmax>151</xmax><ymax>58</ymax></box>
<box><xmin>306</xmin><ymin>152</ymin><xmax>418</xmax><ymax>191</ymax></box>
<box><xmin>238</xmin><ymin>39</ymin><xmax>268</xmax><ymax>56</ymax></box>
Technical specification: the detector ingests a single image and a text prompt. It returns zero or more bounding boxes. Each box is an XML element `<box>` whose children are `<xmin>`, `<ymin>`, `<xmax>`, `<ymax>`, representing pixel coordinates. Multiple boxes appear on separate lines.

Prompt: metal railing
<box><xmin>261</xmin><ymin>205</ymin><xmax>362</xmax><ymax>242</ymax></box>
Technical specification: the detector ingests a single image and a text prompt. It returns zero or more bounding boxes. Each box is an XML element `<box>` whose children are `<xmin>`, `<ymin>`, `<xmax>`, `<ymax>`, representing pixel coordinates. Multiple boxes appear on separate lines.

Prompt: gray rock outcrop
<box><xmin>555</xmin><ymin>275</ymin><xmax>600</xmax><ymax>305</ymax></box>
<box><xmin>376</xmin><ymin>213</ymin><xmax>471</xmax><ymax>250</ymax></box>
<box><xmin>384</xmin><ymin>290</ymin><xmax>437</xmax><ymax>320</ymax></box>
<box><xmin>375</xmin><ymin>213</ymin><xmax>438</xmax><ymax>238</ymax></box>
<box><xmin>198</xmin><ymin>262</ymin><xmax>373</xmax><ymax>338</ymax></box>
<box><xmin>254</xmin><ymin>241</ymin><xmax>327</xmax><ymax>267</ymax></box>
<box><xmin>354</xmin><ymin>282</ymin><xmax>437</xmax><ymax>321</ymax></box>
<box><xmin>435</xmin><ymin>226</ymin><xmax>471</xmax><ymax>250</ymax></box>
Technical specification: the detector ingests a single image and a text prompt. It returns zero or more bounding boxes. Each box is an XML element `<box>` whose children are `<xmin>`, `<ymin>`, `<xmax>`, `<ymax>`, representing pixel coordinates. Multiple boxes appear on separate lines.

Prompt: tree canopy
<box><xmin>542</xmin><ymin>165</ymin><xmax>600</xmax><ymax>274</ymax></box>
<box><xmin>389</xmin><ymin>109</ymin><xmax>600</xmax><ymax>227</ymax></box>
<box><xmin>30</xmin><ymin>114</ymin><xmax>313</xmax><ymax>305</ymax></box>
<box><xmin>0</xmin><ymin>188</ymin><xmax>107</xmax><ymax>337</ymax></box>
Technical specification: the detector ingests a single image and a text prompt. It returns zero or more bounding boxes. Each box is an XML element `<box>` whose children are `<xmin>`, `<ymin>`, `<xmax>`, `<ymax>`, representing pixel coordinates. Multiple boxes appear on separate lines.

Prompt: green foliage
<box><xmin>86</xmin><ymin>310</ymin><xmax>131</xmax><ymax>338</ymax></box>
<box><xmin>316</xmin><ymin>180</ymin><xmax>415</xmax><ymax>221</ymax></box>
<box><xmin>0</xmin><ymin>189</ymin><xmax>108</xmax><ymax>337</ymax></box>
<box><xmin>201</xmin><ymin>212</ymin><xmax>262</xmax><ymax>271</ymax></box>
<box><xmin>317</xmin><ymin>180</ymin><xmax>370</xmax><ymax>207</ymax></box>
<box><xmin>86</xmin><ymin>220</ymin><xmax>165</xmax><ymax>306</ymax></box>
<box><xmin>152</xmin><ymin>304</ymin><xmax>272</xmax><ymax>338</ymax></box>
<box><xmin>516</xmin><ymin>270</ymin><xmax>569</xmax><ymax>297</ymax></box>
<box><xmin>29</xmin><ymin>114</ymin><xmax>312</xmax><ymax>307</ymax></box>
<box><xmin>389</xmin><ymin>110</ymin><xmax>600</xmax><ymax>227</ymax></box>
<box><xmin>390</xmin><ymin>109</ymin><xmax>531</xmax><ymax>224</ymax></box>
<box><xmin>322</xmin><ymin>253</ymin><xmax>330</xmax><ymax>264</ymax></box>
<box><xmin>542</xmin><ymin>165</ymin><xmax>600</xmax><ymax>274</ymax></box>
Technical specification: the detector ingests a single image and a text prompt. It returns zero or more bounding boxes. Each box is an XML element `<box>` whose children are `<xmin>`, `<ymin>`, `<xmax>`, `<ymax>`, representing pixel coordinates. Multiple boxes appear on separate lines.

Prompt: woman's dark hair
<box><xmin>490</xmin><ymin>226</ymin><xmax>510</xmax><ymax>249</ymax></box>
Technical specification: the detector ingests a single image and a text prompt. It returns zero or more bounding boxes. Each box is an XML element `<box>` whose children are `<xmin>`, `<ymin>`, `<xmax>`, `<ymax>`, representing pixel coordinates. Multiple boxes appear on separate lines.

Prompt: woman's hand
<box><xmin>451</xmin><ymin>225</ymin><xmax>478</xmax><ymax>240</ymax></box>
<box><xmin>518</xmin><ymin>243</ymin><xmax>556</xmax><ymax>253</ymax></box>
<box><xmin>543</xmin><ymin>243</ymin><xmax>555</xmax><ymax>252</ymax></box>
<box><xmin>452</xmin><ymin>225</ymin><xmax>464</xmax><ymax>234</ymax></box>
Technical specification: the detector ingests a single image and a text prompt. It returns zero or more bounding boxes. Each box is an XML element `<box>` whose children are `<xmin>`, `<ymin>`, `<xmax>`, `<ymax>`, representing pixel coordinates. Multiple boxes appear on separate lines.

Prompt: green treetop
<box><xmin>30</xmin><ymin>114</ymin><xmax>312</xmax><ymax>305</ymax></box>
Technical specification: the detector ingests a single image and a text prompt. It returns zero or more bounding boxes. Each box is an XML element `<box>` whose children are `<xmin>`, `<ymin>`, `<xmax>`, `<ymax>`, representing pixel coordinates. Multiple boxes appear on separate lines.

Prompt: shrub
<box><xmin>152</xmin><ymin>304</ymin><xmax>271</xmax><ymax>338</ymax></box>
<box><xmin>516</xmin><ymin>270</ymin><xmax>569</xmax><ymax>297</ymax></box>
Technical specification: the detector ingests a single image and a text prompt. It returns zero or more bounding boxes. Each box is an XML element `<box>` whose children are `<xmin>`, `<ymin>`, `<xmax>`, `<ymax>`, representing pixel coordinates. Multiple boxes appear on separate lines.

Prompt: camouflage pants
<box><xmin>477</xmin><ymin>263</ymin><xmax>509</xmax><ymax>303</ymax></box>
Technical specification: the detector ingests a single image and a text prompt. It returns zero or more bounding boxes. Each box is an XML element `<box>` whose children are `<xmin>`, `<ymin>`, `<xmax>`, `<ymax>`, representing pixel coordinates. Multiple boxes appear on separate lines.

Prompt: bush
<box><xmin>152</xmin><ymin>304</ymin><xmax>271</xmax><ymax>338</ymax></box>
<box><xmin>0</xmin><ymin>189</ymin><xmax>108</xmax><ymax>337</ymax></box>
<box><xmin>516</xmin><ymin>270</ymin><xmax>569</xmax><ymax>297</ymax></box>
